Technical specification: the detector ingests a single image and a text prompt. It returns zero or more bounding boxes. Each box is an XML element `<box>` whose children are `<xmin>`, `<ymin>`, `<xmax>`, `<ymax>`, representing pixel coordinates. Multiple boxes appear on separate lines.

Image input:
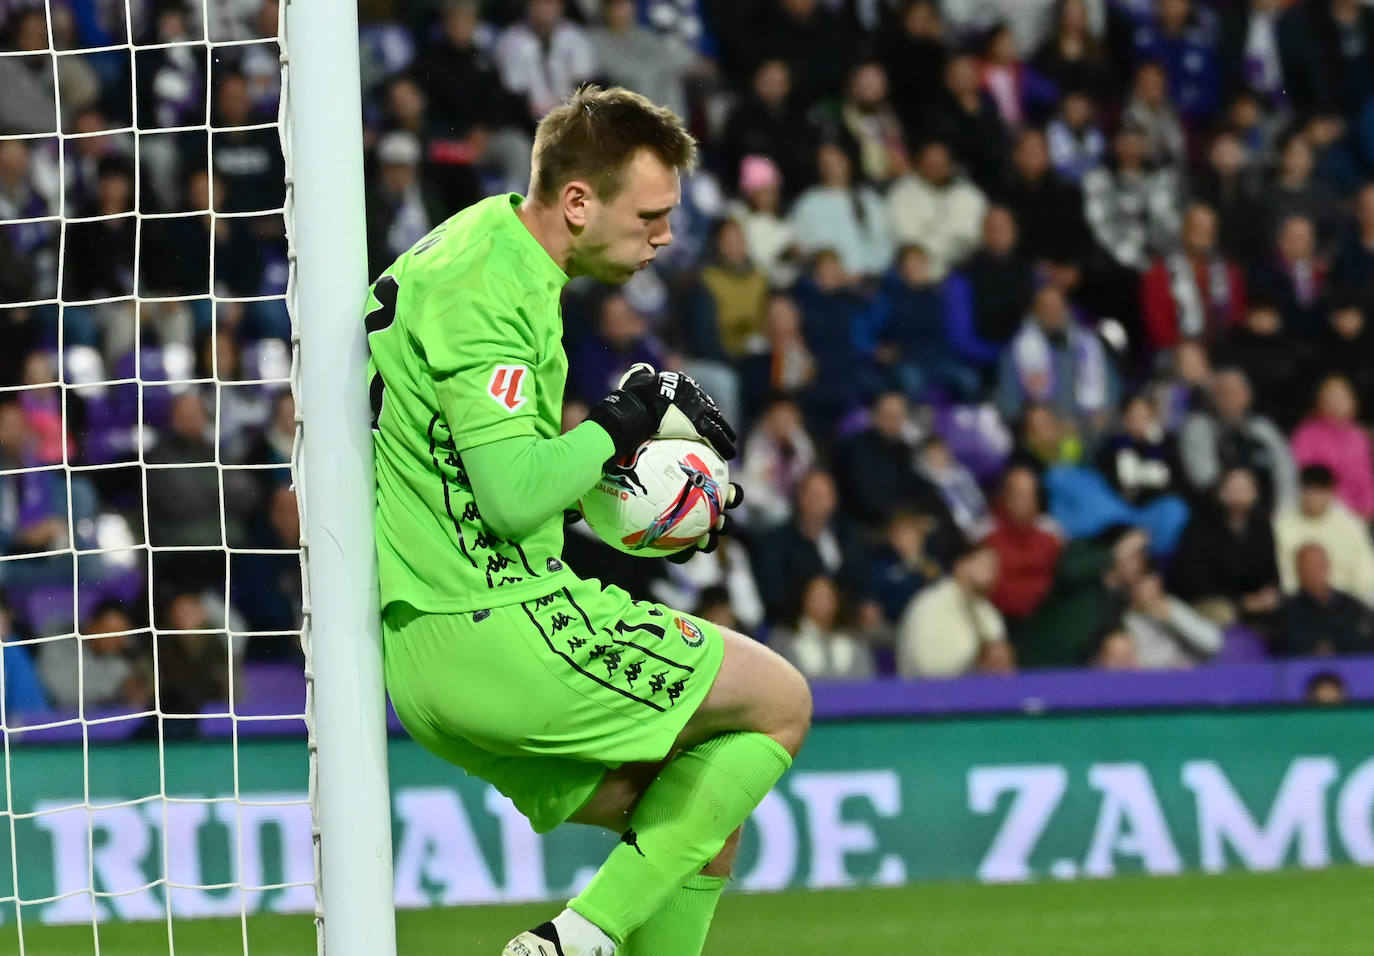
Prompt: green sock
<box><xmin>569</xmin><ymin>732</ymin><xmax>791</xmax><ymax>945</ymax></box>
<box><xmin>620</xmin><ymin>873</ymin><xmax>727</xmax><ymax>956</ymax></box>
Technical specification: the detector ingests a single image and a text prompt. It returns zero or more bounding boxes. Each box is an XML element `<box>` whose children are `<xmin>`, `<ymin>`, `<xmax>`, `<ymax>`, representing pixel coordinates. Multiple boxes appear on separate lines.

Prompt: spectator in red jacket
<box><xmin>1140</xmin><ymin>201</ymin><xmax>1246</xmax><ymax>352</ymax></box>
<box><xmin>987</xmin><ymin>465</ymin><xmax>1065</xmax><ymax>633</ymax></box>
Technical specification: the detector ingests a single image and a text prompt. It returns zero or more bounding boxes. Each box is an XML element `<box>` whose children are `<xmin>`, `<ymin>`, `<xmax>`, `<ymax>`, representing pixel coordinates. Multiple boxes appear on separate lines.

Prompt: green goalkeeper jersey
<box><xmin>366</xmin><ymin>193</ymin><xmax>578</xmax><ymax>613</ymax></box>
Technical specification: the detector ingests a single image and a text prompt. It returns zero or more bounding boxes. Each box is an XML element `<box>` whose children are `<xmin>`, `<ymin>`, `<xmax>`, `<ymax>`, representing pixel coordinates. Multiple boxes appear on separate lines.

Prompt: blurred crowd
<box><xmin>6</xmin><ymin>0</ymin><xmax>1374</xmax><ymax>720</ymax></box>
<box><xmin>0</xmin><ymin>0</ymin><xmax>297</xmax><ymax>723</ymax></box>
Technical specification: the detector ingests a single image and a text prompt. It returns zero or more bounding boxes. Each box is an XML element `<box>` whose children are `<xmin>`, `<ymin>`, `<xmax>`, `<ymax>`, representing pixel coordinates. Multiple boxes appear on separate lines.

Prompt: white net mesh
<box><xmin>0</xmin><ymin>0</ymin><xmax>317</xmax><ymax>950</ymax></box>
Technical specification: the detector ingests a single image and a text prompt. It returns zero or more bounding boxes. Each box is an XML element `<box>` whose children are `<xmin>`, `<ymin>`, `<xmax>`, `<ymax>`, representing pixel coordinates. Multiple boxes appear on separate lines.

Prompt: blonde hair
<box><xmin>530</xmin><ymin>85</ymin><xmax>697</xmax><ymax>203</ymax></box>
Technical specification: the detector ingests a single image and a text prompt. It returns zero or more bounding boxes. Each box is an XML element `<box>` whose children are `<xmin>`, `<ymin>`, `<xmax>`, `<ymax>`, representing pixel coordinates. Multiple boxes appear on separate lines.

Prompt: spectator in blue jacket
<box><xmin>868</xmin><ymin>245</ymin><xmax>982</xmax><ymax>403</ymax></box>
<box><xmin>0</xmin><ymin>600</ymin><xmax>47</xmax><ymax>715</ymax></box>
<box><xmin>792</xmin><ymin>250</ymin><xmax>876</xmax><ymax>429</ymax></box>
<box><xmin>1131</xmin><ymin>0</ymin><xmax>1222</xmax><ymax>124</ymax></box>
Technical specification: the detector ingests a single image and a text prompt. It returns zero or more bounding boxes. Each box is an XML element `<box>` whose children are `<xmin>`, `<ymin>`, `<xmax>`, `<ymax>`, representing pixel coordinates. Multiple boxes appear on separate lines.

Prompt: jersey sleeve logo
<box><xmin>488</xmin><ymin>365</ymin><xmax>529</xmax><ymax>412</ymax></box>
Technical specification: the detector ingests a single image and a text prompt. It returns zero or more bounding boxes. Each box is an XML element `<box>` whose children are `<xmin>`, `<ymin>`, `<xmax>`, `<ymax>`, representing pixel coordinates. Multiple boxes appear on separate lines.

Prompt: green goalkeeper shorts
<box><xmin>383</xmin><ymin>575</ymin><xmax>725</xmax><ymax>834</ymax></box>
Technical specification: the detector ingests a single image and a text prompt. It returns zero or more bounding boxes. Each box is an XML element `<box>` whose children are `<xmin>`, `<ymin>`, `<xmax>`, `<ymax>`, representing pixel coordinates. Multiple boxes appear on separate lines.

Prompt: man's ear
<box><xmin>562</xmin><ymin>180</ymin><xmax>594</xmax><ymax>230</ymax></box>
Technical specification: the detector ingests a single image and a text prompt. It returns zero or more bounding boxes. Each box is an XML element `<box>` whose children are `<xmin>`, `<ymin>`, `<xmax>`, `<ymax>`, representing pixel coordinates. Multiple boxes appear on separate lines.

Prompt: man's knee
<box><xmin>568</xmin><ymin>761</ymin><xmax>663</xmax><ymax>831</ymax></box>
<box><xmin>771</xmin><ymin>657</ymin><xmax>813</xmax><ymax>757</ymax></box>
<box><xmin>687</xmin><ymin>627</ymin><xmax>814</xmax><ymax>756</ymax></box>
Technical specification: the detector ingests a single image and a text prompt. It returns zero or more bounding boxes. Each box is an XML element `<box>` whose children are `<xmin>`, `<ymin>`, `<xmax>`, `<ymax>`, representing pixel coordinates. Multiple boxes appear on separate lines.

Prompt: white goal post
<box><xmin>0</xmin><ymin>0</ymin><xmax>396</xmax><ymax>950</ymax></box>
<box><xmin>283</xmin><ymin>0</ymin><xmax>398</xmax><ymax>951</ymax></box>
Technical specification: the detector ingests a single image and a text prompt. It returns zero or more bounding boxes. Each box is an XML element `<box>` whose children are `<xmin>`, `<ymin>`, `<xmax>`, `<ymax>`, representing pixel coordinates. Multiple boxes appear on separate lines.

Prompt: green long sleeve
<box><xmin>463</xmin><ymin>421</ymin><xmax>614</xmax><ymax>540</ymax></box>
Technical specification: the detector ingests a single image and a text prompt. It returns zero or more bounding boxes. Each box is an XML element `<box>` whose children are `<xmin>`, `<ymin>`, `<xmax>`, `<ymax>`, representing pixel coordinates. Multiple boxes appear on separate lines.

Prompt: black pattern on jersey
<box><xmin>521</xmin><ymin>589</ymin><xmax>700</xmax><ymax>711</ymax></box>
<box><xmin>428</xmin><ymin>413</ymin><xmax>477</xmax><ymax>569</ymax></box>
<box><xmin>428</xmin><ymin>415</ymin><xmax>541</xmax><ymax>590</ymax></box>
<box><xmin>522</xmin><ymin>594</ymin><xmax>666</xmax><ymax>713</ymax></box>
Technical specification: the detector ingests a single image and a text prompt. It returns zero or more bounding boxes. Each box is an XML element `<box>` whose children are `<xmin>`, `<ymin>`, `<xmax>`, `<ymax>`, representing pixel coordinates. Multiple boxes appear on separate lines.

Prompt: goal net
<box><xmin>0</xmin><ymin>0</ymin><xmax>363</xmax><ymax>949</ymax></box>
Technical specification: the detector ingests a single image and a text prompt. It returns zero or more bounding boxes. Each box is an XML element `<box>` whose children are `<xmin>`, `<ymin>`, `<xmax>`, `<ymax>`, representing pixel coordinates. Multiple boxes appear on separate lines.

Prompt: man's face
<box><xmin>1063</xmin><ymin>93</ymin><xmax>1092</xmax><ymax>129</ymax></box>
<box><xmin>1115</xmin><ymin>129</ymin><xmax>1147</xmax><ymax>166</ymax></box>
<box><xmin>270</xmin><ymin>488</ymin><xmax>300</xmax><ymax>546</ymax></box>
<box><xmin>763</xmin><ymin>401</ymin><xmax>801</xmax><ymax>439</ymax></box>
<box><xmin>1357</xmin><ymin>186</ymin><xmax>1374</xmax><ymax>232</ymax></box>
<box><xmin>1281</xmin><ymin>137</ymin><xmax>1313</xmax><ymax>181</ymax></box>
<box><xmin>1013</xmin><ymin>131</ymin><xmax>1050</xmax><ymax>179</ymax></box>
<box><xmin>916</xmin><ymin>143</ymin><xmax>951</xmax><ymax>185</ymax></box>
<box><xmin>1212</xmin><ymin>371</ymin><xmax>1251</xmax><ymax>420</ymax></box>
<box><xmin>1246</xmin><ymin>307</ymin><xmax>1281</xmax><ymax>337</ymax></box>
<box><xmin>171</xmin><ymin>394</ymin><xmax>208</xmax><ymax>441</ymax></box>
<box><xmin>945</xmin><ymin>56</ymin><xmax>978</xmax><ymax>97</ymax></box>
<box><xmin>797</xmin><ymin>472</ymin><xmax>837</xmax><ymax>522</ymax></box>
<box><xmin>569</xmin><ymin>150</ymin><xmax>679</xmax><ymax>284</ymax></box>
<box><xmin>381</xmin><ymin>161</ymin><xmax>417</xmax><ymax>196</ymax></box>
<box><xmin>528</xmin><ymin>0</ymin><xmax>562</xmax><ymax>33</ymax></box>
<box><xmin>961</xmin><ymin>548</ymin><xmax>1000</xmax><ymax>593</ymax></box>
<box><xmin>872</xmin><ymin>394</ymin><xmax>907</xmax><ymax>439</ymax></box>
<box><xmin>168</xmin><ymin>595</ymin><xmax>207</xmax><ymax>632</ymax></box>
<box><xmin>0</xmin><ymin>141</ymin><xmax>28</xmax><ymax>183</ymax></box>
<box><xmin>0</xmin><ymin>405</ymin><xmax>27</xmax><ymax>458</ymax></box>
<box><xmin>445</xmin><ymin>3</ymin><xmax>478</xmax><ymax>44</ymax></box>
<box><xmin>983</xmin><ymin>207</ymin><xmax>1017</xmax><ymax>255</ymax></box>
<box><xmin>849</xmin><ymin>64</ymin><xmax>887</xmax><ymax>107</ymax></box>
<box><xmin>1122</xmin><ymin>397</ymin><xmax>1155</xmax><ymax>439</ymax></box>
<box><xmin>1001</xmin><ymin>468</ymin><xmax>1039</xmax><ymax>522</ymax></box>
<box><xmin>1300</xmin><ymin>486</ymin><xmax>1333</xmax><ymax>518</ymax></box>
<box><xmin>1209</xmin><ymin>134</ymin><xmax>1246</xmax><ymax>176</ymax></box>
<box><xmin>1278</xmin><ymin>216</ymin><xmax>1315</xmax><ymax>262</ymax></box>
<box><xmin>1218</xmin><ymin>469</ymin><xmax>1258</xmax><ymax>511</ymax></box>
<box><xmin>87</xmin><ymin>609</ymin><xmax>132</xmax><ymax>655</ymax></box>
<box><xmin>1182</xmin><ymin>206</ymin><xmax>1217</xmax><ymax>256</ymax></box>
<box><xmin>1333</xmin><ymin>307</ymin><xmax>1365</xmax><ymax>340</ymax></box>
<box><xmin>1160</xmin><ymin>0</ymin><xmax>1189</xmax><ymax>32</ymax></box>
<box><xmin>1135</xmin><ymin>66</ymin><xmax>1166</xmax><ymax>105</ymax></box>
<box><xmin>604</xmin><ymin>0</ymin><xmax>634</xmax><ymax>30</ymax></box>
<box><xmin>1296</xmin><ymin>545</ymin><xmax>1330</xmax><ymax>594</ymax></box>
<box><xmin>755</xmin><ymin>61</ymin><xmax>790</xmax><ymax>105</ymax></box>
<box><xmin>1033</xmin><ymin>287</ymin><xmax>1068</xmax><ymax>332</ymax></box>
<box><xmin>217</xmin><ymin>77</ymin><xmax>251</xmax><ymax>127</ymax></box>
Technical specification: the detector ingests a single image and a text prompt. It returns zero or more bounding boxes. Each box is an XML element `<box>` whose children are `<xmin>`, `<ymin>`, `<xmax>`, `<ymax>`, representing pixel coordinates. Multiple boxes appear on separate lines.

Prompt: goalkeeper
<box><xmin>365</xmin><ymin>85</ymin><xmax>811</xmax><ymax>956</ymax></box>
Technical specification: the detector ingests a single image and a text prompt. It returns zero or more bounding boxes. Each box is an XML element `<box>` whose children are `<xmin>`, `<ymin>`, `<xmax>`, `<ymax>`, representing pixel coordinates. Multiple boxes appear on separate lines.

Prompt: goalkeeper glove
<box><xmin>586</xmin><ymin>363</ymin><xmax>738</xmax><ymax>463</ymax></box>
<box><xmin>666</xmin><ymin>481</ymin><xmax>745</xmax><ymax>564</ymax></box>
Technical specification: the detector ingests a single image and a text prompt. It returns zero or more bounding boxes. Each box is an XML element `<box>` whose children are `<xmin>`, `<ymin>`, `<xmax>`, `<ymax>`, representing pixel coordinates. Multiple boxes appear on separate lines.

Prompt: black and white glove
<box><xmin>586</xmin><ymin>363</ymin><xmax>738</xmax><ymax>463</ymax></box>
<box><xmin>666</xmin><ymin>482</ymin><xmax>744</xmax><ymax>564</ymax></box>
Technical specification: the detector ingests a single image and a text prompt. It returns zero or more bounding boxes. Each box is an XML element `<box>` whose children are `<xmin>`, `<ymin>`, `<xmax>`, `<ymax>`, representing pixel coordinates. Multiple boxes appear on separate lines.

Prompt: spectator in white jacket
<box><xmin>897</xmin><ymin>540</ymin><xmax>1015</xmax><ymax>678</ymax></box>
<box><xmin>887</xmin><ymin>140</ymin><xmax>987</xmax><ymax>280</ymax></box>
<box><xmin>1122</xmin><ymin>567</ymin><xmax>1223</xmax><ymax>668</ymax></box>
<box><xmin>789</xmin><ymin>143</ymin><xmax>893</xmax><ymax>278</ymax></box>
<box><xmin>1275</xmin><ymin>465</ymin><xmax>1374</xmax><ymax>605</ymax></box>
<box><xmin>739</xmin><ymin>395</ymin><xmax>817</xmax><ymax>531</ymax></box>
<box><xmin>495</xmin><ymin>0</ymin><xmax>597</xmax><ymax>123</ymax></box>
<box><xmin>728</xmin><ymin>155</ymin><xmax>801</xmax><ymax>288</ymax></box>
<box><xmin>773</xmin><ymin>575</ymin><xmax>876</xmax><ymax>682</ymax></box>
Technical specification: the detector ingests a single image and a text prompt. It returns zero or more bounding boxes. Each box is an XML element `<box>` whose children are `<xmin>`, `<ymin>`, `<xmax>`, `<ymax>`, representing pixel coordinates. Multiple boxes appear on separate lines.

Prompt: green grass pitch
<box><xmin>9</xmin><ymin>866</ymin><xmax>1374</xmax><ymax>955</ymax></box>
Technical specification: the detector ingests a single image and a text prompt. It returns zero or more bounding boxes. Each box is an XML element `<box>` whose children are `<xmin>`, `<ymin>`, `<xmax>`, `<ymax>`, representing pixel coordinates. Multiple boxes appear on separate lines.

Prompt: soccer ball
<box><xmin>579</xmin><ymin>438</ymin><xmax>729</xmax><ymax>557</ymax></box>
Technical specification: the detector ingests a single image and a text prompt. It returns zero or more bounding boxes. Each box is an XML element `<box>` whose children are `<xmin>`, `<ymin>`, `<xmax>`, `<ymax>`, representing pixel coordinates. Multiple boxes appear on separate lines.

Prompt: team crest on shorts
<box><xmin>674</xmin><ymin>617</ymin><xmax>704</xmax><ymax>648</ymax></box>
